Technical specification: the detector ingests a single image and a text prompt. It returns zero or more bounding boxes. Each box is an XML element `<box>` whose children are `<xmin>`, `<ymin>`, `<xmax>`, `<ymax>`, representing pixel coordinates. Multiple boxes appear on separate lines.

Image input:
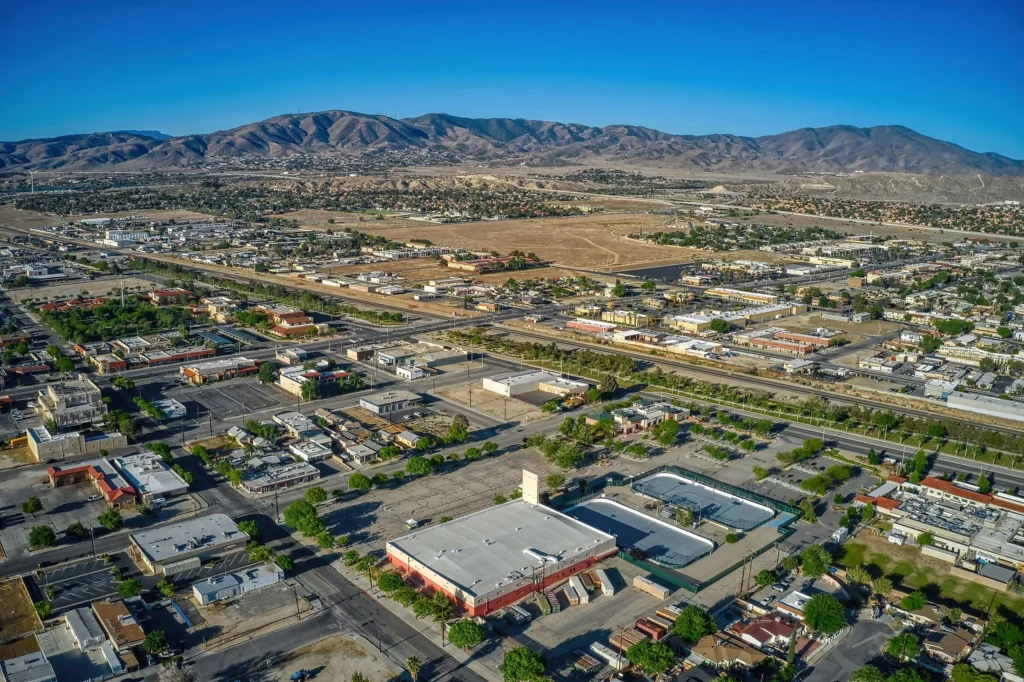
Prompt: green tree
<box><xmin>406</xmin><ymin>656</ymin><xmax>422</xmax><ymax>682</ymax></box>
<box><xmin>916</xmin><ymin>532</ymin><xmax>934</xmax><ymax>546</ymax></box>
<box><xmin>21</xmin><ymin>496</ymin><xmax>43</xmax><ymax>515</ymax></box>
<box><xmin>626</xmin><ymin>639</ymin><xmax>676</xmax><ymax>676</ymax></box>
<box><xmin>782</xmin><ymin>555</ymin><xmax>799</xmax><ymax>572</ymax></box>
<box><xmin>673</xmin><ymin>604</ymin><xmax>717</xmax><ymax>643</ymax></box>
<box><xmin>447</xmin><ymin>618</ymin><xmax>485</xmax><ymax>650</ymax></box>
<box><xmin>378</xmin><ymin>572</ymin><xmax>405</xmax><ymax>594</ymax></box>
<box><xmin>248</xmin><ymin>543</ymin><xmax>274</xmax><ymax>563</ymax></box>
<box><xmin>282</xmin><ymin>499</ymin><xmax>321</xmax><ymax>536</ymax></box>
<box><xmin>499</xmin><ymin>647</ymin><xmax>545</xmax><ymax>682</ymax></box>
<box><xmin>300</xmin><ymin>379</ymin><xmax>320</xmax><ymax>402</ymax></box>
<box><xmin>97</xmin><ymin>508</ymin><xmax>123</xmax><ymax>532</ymax></box>
<box><xmin>546</xmin><ymin>473</ymin><xmax>565</xmax><ymax>489</ymax></box>
<box><xmin>612</xmin><ymin>281</ymin><xmax>627</xmax><ymax>297</ymax></box>
<box><xmin>406</xmin><ymin>456</ymin><xmax>432</xmax><ymax>476</ymax></box>
<box><xmin>900</xmin><ymin>591</ymin><xmax>927</xmax><ymax>612</ymax></box>
<box><xmin>65</xmin><ymin>521</ymin><xmax>87</xmax><ymax>538</ymax></box>
<box><xmin>393</xmin><ymin>586</ymin><xmax>419</xmax><ymax>607</ymax></box>
<box><xmin>849</xmin><ymin>666</ymin><xmax>887</xmax><ymax>682</ymax></box>
<box><xmin>28</xmin><ymin>525</ymin><xmax>56</xmax><ymax>548</ymax></box>
<box><xmin>34</xmin><ymin>600</ymin><xmax>52</xmax><ymax>620</ymax></box>
<box><xmin>800</xmin><ymin>544</ymin><xmax>832</xmax><ymax>578</ymax></box>
<box><xmin>977</xmin><ymin>472</ymin><xmax>991</xmax><ymax>494</ymax></box>
<box><xmin>656</xmin><ymin>419</ymin><xmax>680</xmax><ymax>446</ymax></box>
<box><xmin>143</xmin><ymin>630</ymin><xmax>167</xmax><ymax>654</ymax></box>
<box><xmin>846</xmin><ymin>565</ymin><xmax>871</xmax><ymax>585</ymax></box>
<box><xmin>887</xmin><ymin>632</ymin><xmax>920</xmax><ymax>661</ymax></box>
<box><xmin>305</xmin><ymin>486</ymin><xmax>328</xmax><ymax>505</ymax></box>
<box><xmin>804</xmin><ymin>593</ymin><xmax>845</xmax><ymax>635</ymax></box>
<box><xmin>118</xmin><ymin>578</ymin><xmax>142</xmax><ymax>598</ymax></box>
<box><xmin>753</xmin><ymin>466</ymin><xmax>770</xmax><ymax>481</ymax></box>
<box><xmin>316</xmin><ymin>532</ymin><xmax>336</xmax><ymax>550</ymax></box>
<box><xmin>156</xmin><ymin>578</ymin><xmax>175</xmax><ymax>598</ymax></box>
<box><xmin>872</xmin><ymin>577</ymin><xmax>893</xmax><ymax>597</ymax></box>
<box><xmin>274</xmin><ymin>553</ymin><xmax>295</xmax><ymax>572</ymax></box>
<box><xmin>237</xmin><ymin>520</ymin><xmax>259</xmax><ymax>539</ymax></box>
<box><xmin>675</xmin><ymin>506</ymin><xmax>693</xmax><ymax>527</ymax></box>
<box><xmin>349</xmin><ymin>472</ymin><xmax>372</xmax><ymax>491</ymax></box>
<box><xmin>755</xmin><ymin>569</ymin><xmax>777</xmax><ymax>587</ymax></box>
<box><xmin>641</xmin><ymin>280</ymin><xmax>657</xmax><ymax>293</ymax></box>
<box><xmin>709</xmin><ymin>318</ymin><xmax>730</xmax><ymax>334</ymax></box>
<box><xmin>258</xmin><ymin>362</ymin><xmax>276</xmax><ymax>383</ymax></box>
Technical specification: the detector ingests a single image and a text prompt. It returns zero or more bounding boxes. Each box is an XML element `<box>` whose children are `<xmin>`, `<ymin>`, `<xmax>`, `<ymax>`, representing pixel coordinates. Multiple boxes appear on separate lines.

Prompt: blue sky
<box><xmin>3</xmin><ymin>0</ymin><xmax>1022</xmax><ymax>158</ymax></box>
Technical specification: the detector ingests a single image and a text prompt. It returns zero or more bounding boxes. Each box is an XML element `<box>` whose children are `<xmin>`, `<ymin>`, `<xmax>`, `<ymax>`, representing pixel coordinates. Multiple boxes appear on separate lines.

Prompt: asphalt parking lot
<box><xmin>0</xmin><ymin>466</ymin><xmax>111</xmax><ymax>556</ymax></box>
<box><xmin>29</xmin><ymin>556</ymin><xmax>122</xmax><ymax>612</ymax></box>
<box><xmin>173</xmin><ymin>380</ymin><xmax>291</xmax><ymax>420</ymax></box>
<box><xmin>166</xmin><ymin>549</ymin><xmax>256</xmax><ymax>585</ymax></box>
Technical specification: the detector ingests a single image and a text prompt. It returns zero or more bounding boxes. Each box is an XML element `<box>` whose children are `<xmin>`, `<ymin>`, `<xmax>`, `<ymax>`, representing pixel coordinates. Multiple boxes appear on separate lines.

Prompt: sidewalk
<box><xmin>333</xmin><ymin>559</ymin><xmax>505</xmax><ymax>682</ymax></box>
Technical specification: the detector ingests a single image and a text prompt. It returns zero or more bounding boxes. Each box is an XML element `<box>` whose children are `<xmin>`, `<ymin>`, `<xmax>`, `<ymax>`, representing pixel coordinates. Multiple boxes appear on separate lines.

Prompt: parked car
<box><xmin>87</xmin><ymin>495</ymin><xmax>102</xmax><ymax>502</ymax></box>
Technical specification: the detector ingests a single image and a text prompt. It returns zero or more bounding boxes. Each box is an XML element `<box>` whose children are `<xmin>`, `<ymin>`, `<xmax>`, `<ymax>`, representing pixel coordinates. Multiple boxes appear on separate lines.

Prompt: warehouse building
<box><xmin>481</xmin><ymin>370</ymin><xmax>588</xmax><ymax>398</ymax></box>
<box><xmin>947</xmin><ymin>392</ymin><xmax>1024</xmax><ymax>423</ymax></box>
<box><xmin>129</xmin><ymin>514</ymin><xmax>246</xmax><ymax>575</ymax></box>
<box><xmin>240</xmin><ymin>460</ymin><xmax>320</xmax><ymax>495</ymax></box>
<box><xmin>386</xmin><ymin>470</ymin><xmax>617</xmax><ymax>616</ymax></box>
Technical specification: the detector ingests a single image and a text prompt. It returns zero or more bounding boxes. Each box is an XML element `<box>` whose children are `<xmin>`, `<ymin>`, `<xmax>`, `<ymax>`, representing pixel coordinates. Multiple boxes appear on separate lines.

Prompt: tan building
<box><xmin>91</xmin><ymin>600</ymin><xmax>145</xmax><ymax>653</ymax></box>
<box><xmin>26</xmin><ymin>426</ymin><xmax>128</xmax><ymax>462</ymax></box>
<box><xmin>34</xmin><ymin>374</ymin><xmax>106</xmax><ymax>429</ymax></box>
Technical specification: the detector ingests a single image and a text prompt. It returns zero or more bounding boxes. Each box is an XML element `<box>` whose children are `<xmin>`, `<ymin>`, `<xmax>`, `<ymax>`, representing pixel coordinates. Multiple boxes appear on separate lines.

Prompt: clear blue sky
<box><xmin>3</xmin><ymin>0</ymin><xmax>1022</xmax><ymax>158</ymax></box>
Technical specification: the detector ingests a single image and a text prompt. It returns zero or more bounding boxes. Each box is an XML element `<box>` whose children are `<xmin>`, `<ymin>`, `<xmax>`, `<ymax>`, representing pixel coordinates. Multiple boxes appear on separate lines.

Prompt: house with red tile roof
<box><xmin>47</xmin><ymin>460</ymin><xmax>135</xmax><ymax>508</ymax></box>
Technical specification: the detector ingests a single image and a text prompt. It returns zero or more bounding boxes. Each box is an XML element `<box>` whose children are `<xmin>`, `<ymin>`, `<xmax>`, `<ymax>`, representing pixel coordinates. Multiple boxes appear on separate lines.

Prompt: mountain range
<box><xmin>2</xmin><ymin>110</ymin><xmax>1022</xmax><ymax>176</ymax></box>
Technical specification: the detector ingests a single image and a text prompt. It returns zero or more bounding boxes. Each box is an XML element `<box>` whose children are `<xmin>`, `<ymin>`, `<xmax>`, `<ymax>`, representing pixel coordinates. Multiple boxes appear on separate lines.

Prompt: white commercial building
<box><xmin>481</xmin><ymin>370</ymin><xmax>588</xmax><ymax>398</ymax></box>
<box><xmin>112</xmin><ymin>452</ymin><xmax>190</xmax><ymax>503</ymax></box>
<box><xmin>191</xmin><ymin>564</ymin><xmax>285</xmax><ymax>605</ymax></box>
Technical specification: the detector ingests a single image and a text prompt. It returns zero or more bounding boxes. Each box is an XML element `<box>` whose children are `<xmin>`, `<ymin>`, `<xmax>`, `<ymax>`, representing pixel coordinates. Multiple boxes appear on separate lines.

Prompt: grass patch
<box><xmin>837</xmin><ymin>539</ymin><xmax>1024</xmax><ymax>615</ymax></box>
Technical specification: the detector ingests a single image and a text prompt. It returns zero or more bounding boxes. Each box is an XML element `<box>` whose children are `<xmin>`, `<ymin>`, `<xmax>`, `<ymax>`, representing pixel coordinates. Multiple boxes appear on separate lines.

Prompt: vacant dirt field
<box><xmin>436</xmin><ymin>383</ymin><xmax>544</xmax><ymax>423</ymax></box>
<box><xmin>0</xmin><ymin>578</ymin><xmax>41</xmax><ymax>644</ymax></box>
<box><xmin>0</xmin><ymin>205</ymin><xmax>66</xmax><ymax>230</ymax></box>
<box><xmin>261</xmin><ymin>634</ymin><xmax>397</xmax><ymax>682</ymax></box>
<box><xmin>5</xmin><ymin>276</ymin><xmax>156</xmax><ymax>303</ymax></box>
<box><xmin>69</xmin><ymin>209</ymin><xmax>214</xmax><ymax>222</ymax></box>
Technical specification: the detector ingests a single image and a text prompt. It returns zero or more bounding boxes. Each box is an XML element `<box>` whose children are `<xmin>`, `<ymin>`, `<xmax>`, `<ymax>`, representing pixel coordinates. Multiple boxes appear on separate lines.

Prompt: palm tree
<box><xmin>405</xmin><ymin>656</ymin><xmax>422</xmax><ymax>681</ymax></box>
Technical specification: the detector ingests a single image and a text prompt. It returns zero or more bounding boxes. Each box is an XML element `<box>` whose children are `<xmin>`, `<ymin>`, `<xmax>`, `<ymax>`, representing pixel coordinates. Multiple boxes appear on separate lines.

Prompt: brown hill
<box><xmin>2</xmin><ymin>111</ymin><xmax>1021</xmax><ymax>176</ymax></box>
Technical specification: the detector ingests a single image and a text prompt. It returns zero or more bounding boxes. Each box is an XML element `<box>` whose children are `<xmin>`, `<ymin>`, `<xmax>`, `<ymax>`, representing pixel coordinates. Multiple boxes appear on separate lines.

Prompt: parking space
<box><xmin>0</xmin><ymin>466</ymin><xmax>111</xmax><ymax>556</ymax></box>
<box><xmin>29</xmin><ymin>557</ymin><xmax>122</xmax><ymax>612</ymax></box>
<box><xmin>163</xmin><ymin>549</ymin><xmax>255</xmax><ymax>585</ymax></box>
<box><xmin>188</xmin><ymin>381</ymin><xmax>290</xmax><ymax>419</ymax></box>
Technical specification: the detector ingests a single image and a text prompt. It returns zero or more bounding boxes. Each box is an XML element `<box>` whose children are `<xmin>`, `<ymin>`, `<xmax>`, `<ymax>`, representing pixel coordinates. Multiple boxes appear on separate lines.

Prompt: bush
<box><xmin>97</xmin><ymin>507</ymin><xmax>123</xmax><ymax>532</ymax></box>
<box><xmin>725</xmin><ymin>533</ymin><xmax>740</xmax><ymax>543</ymax></box>
<box><xmin>900</xmin><ymin>591</ymin><xmax>927</xmax><ymax>612</ymax></box>
<box><xmin>237</xmin><ymin>520</ymin><xmax>259</xmax><ymax>539</ymax></box>
<box><xmin>274</xmin><ymin>554</ymin><xmax>295</xmax><ymax>572</ymax></box>
<box><xmin>348</xmin><ymin>472</ymin><xmax>372</xmax><ymax>492</ymax></box>
<box><xmin>34</xmin><ymin>600</ymin><xmax>52</xmax><ymax>619</ymax></box>
<box><xmin>21</xmin><ymin>496</ymin><xmax>43</xmax><ymax>515</ymax></box>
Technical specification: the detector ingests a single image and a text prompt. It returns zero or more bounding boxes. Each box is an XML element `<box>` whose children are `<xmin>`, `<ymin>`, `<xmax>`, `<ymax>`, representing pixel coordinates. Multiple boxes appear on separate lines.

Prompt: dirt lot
<box><xmin>783</xmin><ymin>312</ymin><xmax>901</xmax><ymax>338</ymax></box>
<box><xmin>70</xmin><ymin>209</ymin><xmax>214</xmax><ymax>222</ymax></box>
<box><xmin>5</xmin><ymin>276</ymin><xmax>156</xmax><ymax>304</ymax></box>
<box><xmin>283</xmin><ymin>209</ymin><xmax>699</xmax><ymax>270</ymax></box>
<box><xmin>0</xmin><ymin>578</ymin><xmax>41</xmax><ymax>644</ymax></box>
<box><xmin>262</xmin><ymin>634</ymin><xmax>397</xmax><ymax>682</ymax></box>
<box><xmin>198</xmin><ymin>583</ymin><xmax>312</xmax><ymax>649</ymax></box>
<box><xmin>435</xmin><ymin>383</ymin><xmax>544</xmax><ymax>423</ymax></box>
<box><xmin>0</xmin><ymin>205</ymin><xmax>66</xmax><ymax>230</ymax></box>
<box><xmin>187</xmin><ymin>434</ymin><xmax>237</xmax><ymax>457</ymax></box>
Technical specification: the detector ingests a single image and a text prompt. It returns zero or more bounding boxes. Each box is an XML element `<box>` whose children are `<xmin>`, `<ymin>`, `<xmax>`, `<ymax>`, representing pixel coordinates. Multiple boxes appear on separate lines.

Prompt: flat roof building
<box><xmin>27</xmin><ymin>427</ymin><xmax>128</xmax><ymax>463</ymax></box>
<box><xmin>90</xmin><ymin>600</ymin><xmax>145</xmax><ymax>653</ymax></box>
<box><xmin>359</xmin><ymin>390</ymin><xmax>423</xmax><ymax>416</ymax></box>
<box><xmin>0</xmin><ymin>649</ymin><xmax>56</xmax><ymax>682</ymax></box>
<box><xmin>240</xmin><ymin>461</ymin><xmax>320</xmax><ymax>495</ymax></box>
<box><xmin>481</xmin><ymin>370</ymin><xmax>588</xmax><ymax>398</ymax></box>
<box><xmin>64</xmin><ymin>607</ymin><xmax>106</xmax><ymax>652</ymax></box>
<box><xmin>129</xmin><ymin>514</ymin><xmax>245</xmax><ymax>575</ymax></box>
<box><xmin>180</xmin><ymin>357</ymin><xmax>259</xmax><ymax>385</ymax></box>
<box><xmin>386</xmin><ymin>497</ymin><xmax>616</xmax><ymax>617</ymax></box>
<box><xmin>34</xmin><ymin>374</ymin><xmax>106</xmax><ymax>430</ymax></box>
<box><xmin>191</xmin><ymin>564</ymin><xmax>284</xmax><ymax>606</ymax></box>
<box><xmin>111</xmin><ymin>452</ymin><xmax>189</xmax><ymax>503</ymax></box>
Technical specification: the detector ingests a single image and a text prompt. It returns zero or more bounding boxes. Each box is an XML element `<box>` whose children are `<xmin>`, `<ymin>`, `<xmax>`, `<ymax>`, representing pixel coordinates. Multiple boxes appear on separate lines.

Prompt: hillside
<box><xmin>2</xmin><ymin>110</ymin><xmax>1022</xmax><ymax>176</ymax></box>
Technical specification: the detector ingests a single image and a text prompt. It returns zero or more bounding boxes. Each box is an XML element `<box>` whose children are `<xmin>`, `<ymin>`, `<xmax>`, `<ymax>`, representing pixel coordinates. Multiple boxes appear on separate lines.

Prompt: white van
<box><xmin>405</xmin><ymin>519</ymin><xmax>419</xmax><ymax>529</ymax></box>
